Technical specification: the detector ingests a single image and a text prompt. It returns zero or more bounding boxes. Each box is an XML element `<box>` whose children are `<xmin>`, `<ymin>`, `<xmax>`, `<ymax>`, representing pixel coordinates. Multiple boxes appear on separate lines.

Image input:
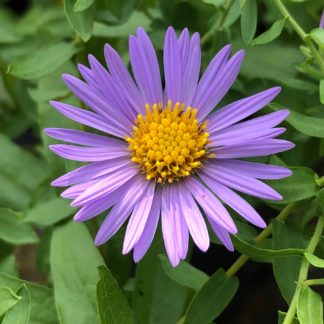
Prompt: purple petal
<box><xmin>49</xmin><ymin>101</ymin><xmax>124</xmax><ymax>138</ymax></box>
<box><xmin>320</xmin><ymin>9</ymin><xmax>324</xmax><ymax>28</ymax></box>
<box><xmin>181</xmin><ymin>32</ymin><xmax>201</xmax><ymax>105</ymax></box>
<box><xmin>78</xmin><ymin>64</ymin><xmax>97</xmax><ymax>87</ymax></box>
<box><xmin>123</xmin><ymin>181</ymin><xmax>156</xmax><ymax>254</ymax></box>
<box><xmin>185</xmin><ymin>177</ymin><xmax>237</xmax><ymax>233</ymax></box>
<box><xmin>104</xmin><ymin>44</ymin><xmax>145</xmax><ymax>114</ymax></box>
<box><xmin>193</xmin><ymin>44</ymin><xmax>231</xmax><ymax>109</ymax></box>
<box><xmin>44</xmin><ymin>128</ymin><xmax>123</xmax><ymax>147</ymax></box>
<box><xmin>51</xmin><ymin>158</ymin><xmax>131</xmax><ymax>187</ymax></box>
<box><xmin>133</xmin><ymin>188</ymin><xmax>162</xmax><ymax>262</ymax></box>
<box><xmin>178</xmin><ymin>28</ymin><xmax>190</xmax><ymax>69</ymax></box>
<box><xmin>62</xmin><ymin>74</ymin><xmax>131</xmax><ymax>133</ymax></box>
<box><xmin>200</xmin><ymin>173</ymin><xmax>266</xmax><ymax>228</ymax></box>
<box><xmin>195</xmin><ymin>50</ymin><xmax>245</xmax><ymax>121</ymax></box>
<box><xmin>208</xmin><ymin>218</ymin><xmax>234</xmax><ymax>251</ymax></box>
<box><xmin>61</xmin><ymin>180</ymin><xmax>98</xmax><ymax>199</ymax></box>
<box><xmin>49</xmin><ymin>144</ymin><xmax>129</xmax><ymax>162</ymax></box>
<box><xmin>95</xmin><ymin>176</ymin><xmax>150</xmax><ymax>245</ymax></box>
<box><xmin>209</xmin><ymin>110</ymin><xmax>289</xmax><ymax>145</ymax></box>
<box><xmin>202</xmin><ymin>166</ymin><xmax>282</xmax><ymax>200</ymax></box>
<box><xmin>212</xmin><ymin>139</ymin><xmax>295</xmax><ymax>158</ymax></box>
<box><xmin>161</xmin><ymin>185</ymin><xmax>181</xmax><ymax>267</ymax></box>
<box><xmin>164</xmin><ymin>27</ymin><xmax>183</xmax><ymax>104</ymax></box>
<box><xmin>206</xmin><ymin>87</ymin><xmax>281</xmax><ymax>133</ymax></box>
<box><xmin>208</xmin><ymin>159</ymin><xmax>292</xmax><ymax>179</ymax></box>
<box><xmin>71</xmin><ymin>166</ymin><xmax>138</xmax><ymax>206</ymax></box>
<box><xmin>178</xmin><ymin>186</ymin><xmax>210</xmax><ymax>252</ymax></box>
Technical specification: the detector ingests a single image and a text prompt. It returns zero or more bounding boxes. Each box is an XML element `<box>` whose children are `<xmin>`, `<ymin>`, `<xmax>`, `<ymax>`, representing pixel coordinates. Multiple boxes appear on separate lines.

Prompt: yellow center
<box><xmin>126</xmin><ymin>100</ymin><xmax>210</xmax><ymax>184</ymax></box>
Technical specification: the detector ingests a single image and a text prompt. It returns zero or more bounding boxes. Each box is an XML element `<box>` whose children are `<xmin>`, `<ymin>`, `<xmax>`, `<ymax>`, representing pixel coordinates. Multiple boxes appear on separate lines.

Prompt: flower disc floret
<box><xmin>126</xmin><ymin>100</ymin><xmax>209</xmax><ymax>183</ymax></box>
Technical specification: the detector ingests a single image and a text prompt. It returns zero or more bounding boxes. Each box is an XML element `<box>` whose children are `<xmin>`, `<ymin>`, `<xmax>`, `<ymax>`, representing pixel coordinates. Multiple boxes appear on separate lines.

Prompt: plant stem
<box><xmin>201</xmin><ymin>0</ymin><xmax>235</xmax><ymax>47</ymax></box>
<box><xmin>304</xmin><ymin>278</ymin><xmax>324</xmax><ymax>286</ymax></box>
<box><xmin>283</xmin><ymin>215</ymin><xmax>324</xmax><ymax>324</ymax></box>
<box><xmin>226</xmin><ymin>203</ymin><xmax>297</xmax><ymax>277</ymax></box>
<box><xmin>273</xmin><ymin>0</ymin><xmax>324</xmax><ymax>74</ymax></box>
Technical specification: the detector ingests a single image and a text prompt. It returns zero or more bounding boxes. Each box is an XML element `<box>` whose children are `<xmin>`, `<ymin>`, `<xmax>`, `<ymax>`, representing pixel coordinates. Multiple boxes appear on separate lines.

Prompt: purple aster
<box><xmin>320</xmin><ymin>9</ymin><xmax>324</xmax><ymax>28</ymax></box>
<box><xmin>45</xmin><ymin>27</ymin><xmax>294</xmax><ymax>266</ymax></box>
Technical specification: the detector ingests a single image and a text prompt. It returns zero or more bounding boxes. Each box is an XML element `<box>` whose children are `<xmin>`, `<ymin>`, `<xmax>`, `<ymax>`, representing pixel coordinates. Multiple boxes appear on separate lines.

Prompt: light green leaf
<box><xmin>0</xmin><ymin>272</ymin><xmax>58</xmax><ymax>324</ymax></box>
<box><xmin>304</xmin><ymin>252</ymin><xmax>324</xmax><ymax>268</ymax></box>
<box><xmin>8</xmin><ymin>42</ymin><xmax>80</xmax><ymax>80</ymax></box>
<box><xmin>0</xmin><ymin>209</ymin><xmax>38</xmax><ymax>245</ymax></box>
<box><xmin>297</xmin><ymin>285</ymin><xmax>323</xmax><ymax>324</ymax></box>
<box><xmin>201</xmin><ymin>0</ymin><xmax>226</xmax><ymax>7</ymax></box>
<box><xmin>184</xmin><ymin>269</ymin><xmax>239</xmax><ymax>324</ymax></box>
<box><xmin>278</xmin><ymin>310</ymin><xmax>299</xmax><ymax>324</ymax></box>
<box><xmin>51</xmin><ymin>221</ymin><xmax>104</xmax><ymax>324</ymax></box>
<box><xmin>25</xmin><ymin>197</ymin><xmax>75</xmax><ymax>227</ymax></box>
<box><xmin>160</xmin><ymin>255</ymin><xmax>209</xmax><ymax>292</ymax></box>
<box><xmin>272</xmin><ymin>220</ymin><xmax>305</xmax><ymax>303</ymax></box>
<box><xmin>3</xmin><ymin>285</ymin><xmax>31</xmax><ymax>324</ymax></box>
<box><xmin>97</xmin><ymin>266</ymin><xmax>135</xmax><ymax>324</ymax></box>
<box><xmin>93</xmin><ymin>11</ymin><xmax>151</xmax><ymax>38</ymax></box>
<box><xmin>0</xmin><ymin>287</ymin><xmax>21</xmax><ymax>317</ymax></box>
<box><xmin>252</xmin><ymin>19</ymin><xmax>286</xmax><ymax>46</ymax></box>
<box><xmin>266</xmin><ymin>166</ymin><xmax>319</xmax><ymax>204</ymax></box>
<box><xmin>241</xmin><ymin>0</ymin><xmax>257</xmax><ymax>44</ymax></box>
<box><xmin>64</xmin><ymin>0</ymin><xmax>94</xmax><ymax>42</ymax></box>
<box><xmin>232</xmin><ymin>235</ymin><xmax>304</xmax><ymax>259</ymax></box>
<box><xmin>320</xmin><ymin>80</ymin><xmax>324</xmax><ymax>104</ymax></box>
<box><xmin>310</xmin><ymin>28</ymin><xmax>324</xmax><ymax>47</ymax></box>
<box><xmin>74</xmin><ymin>0</ymin><xmax>95</xmax><ymax>12</ymax></box>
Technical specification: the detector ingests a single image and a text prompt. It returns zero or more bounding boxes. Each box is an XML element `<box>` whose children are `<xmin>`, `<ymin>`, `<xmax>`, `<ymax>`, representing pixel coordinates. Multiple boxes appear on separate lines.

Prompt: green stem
<box><xmin>226</xmin><ymin>203</ymin><xmax>297</xmax><ymax>277</ymax></box>
<box><xmin>283</xmin><ymin>215</ymin><xmax>324</xmax><ymax>324</ymax></box>
<box><xmin>273</xmin><ymin>0</ymin><xmax>324</xmax><ymax>74</ymax></box>
<box><xmin>304</xmin><ymin>278</ymin><xmax>324</xmax><ymax>286</ymax></box>
<box><xmin>201</xmin><ymin>0</ymin><xmax>235</xmax><ymax>47</ymax></box>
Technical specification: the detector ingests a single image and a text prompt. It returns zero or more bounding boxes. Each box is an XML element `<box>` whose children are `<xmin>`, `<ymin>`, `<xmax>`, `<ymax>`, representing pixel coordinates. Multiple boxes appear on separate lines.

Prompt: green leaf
<box><xmin>272</xmin><ymin>220</ymin><xmax>305</xmax><ymax>304</ymax></box>
<box><xmin>93</xmin><ymin>11</ymin><xmax>151</xmax><ymax>38</ymax></box>
<box><xmin>184</xmin><ymin>269</ymin><xmax>239</xmax><ymax>324</ymax></box>
<box><xmin>25</xmin><ymin>197</ymin><xmax>75</xmax><ymax>227</ymax></box>
<box><xmin>320</xmin><ymin>80</ymin><xmax>324</xmax><ymax>104</ymax></box>
<box><xmin>266</xmin><ymin>166</ymin><xmax>319</xmax><ymax>204</ymax></box>
<box><xmin>278</xmin><ymin>310</ymin><xmax>299</xmax><ymax>324</ymax></box>
<box><xmin>0</xmin><ymin>272</ymin><xmax>58</xmax><ymax>323</ymax></box>
<box><xmin>97</xmin><ymin>266</ymin><xmax>135</xmax><ymax>324</ymax></box>
<box><xmin>3</xmin><ymin>285</ymin><xmax>31</xmax><ymax>324</ymax></box>
<box><xmin>50</xmin><ymin>221</ymin><xmax>104</xmax><ymax>324</ymax></box>
<box><xmin>64</xmin><ymin>0</ymin><xmax>94</xmax><ymax>42</ymax></box>
<box><xmin>317</xmin><ymin>189</ymin><xmax>324</xmax><ymax>211</ymax></box>
<box><xmin>132</xmin><ymin>235</ymin><xmax>190</xmax><ymax>324</ymax></box>
<box><xmin>304</xmin><ymin>252</ymin><xmax>324</xmax><ymax>268</ymax></box>
<box><xmin>240</xmin><ymin>0</ymin><xmax>257</xmax><ymax>44</ymax></box>
<box><xmin>0</xmin><ymin>287</ymin><xmax>21</xmax><ymax>317</ymax></box>
<box><xmin>0</xmin><ymin>209</ymin><xmax>38</xmax><ymax>245</ymax></box>
<box><xmin>232</xmin><ymin>235</ymin><xmax>304</xmax><ymax>259</ymax></box>
<box><xmin>8</xmin><ymin>42</ymin><xmax>80</xmax><ymax>80</ymax></box>
<box><xmin>160</xmin><ymin>255</ymin><xmax>209</xmax><ymax>292</ymax></box>
<box><xmin>201</xmin><ymin>0</ymin><xmax>226</xmax><ymax>7</ymax></box>
<box><xmin>74</xmin><ymin>0</ymin><xmax>95</xmax><ymax>12</ymax></box>
<box><xmin>252</xmin><ymin>19</ymin><xmax>286</xmax><ymax>46</ymax></box>
<box><xmin>310</xmin><ymin>28</ymin><xmax>324</xmax><ymax>47</ymax></box>
<box><xmin>297</xmin><ymin>285</ymin><xmax>323</xmax><ymax>324</ymax></box>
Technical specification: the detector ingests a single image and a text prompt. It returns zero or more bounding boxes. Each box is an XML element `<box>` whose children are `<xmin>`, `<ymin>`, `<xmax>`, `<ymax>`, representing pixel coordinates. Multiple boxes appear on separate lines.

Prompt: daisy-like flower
<box><xmin>45</xmin><ymin>27</ymin><xmax>294</xmax><ymax>266</ymax></box>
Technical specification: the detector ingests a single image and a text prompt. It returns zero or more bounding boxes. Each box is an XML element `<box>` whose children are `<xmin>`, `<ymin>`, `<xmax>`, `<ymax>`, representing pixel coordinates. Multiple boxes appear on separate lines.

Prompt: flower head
<box><xmin>45</xmin><ymin>27</ymin><xmax>294</xmax><ymax>266</ymax></box>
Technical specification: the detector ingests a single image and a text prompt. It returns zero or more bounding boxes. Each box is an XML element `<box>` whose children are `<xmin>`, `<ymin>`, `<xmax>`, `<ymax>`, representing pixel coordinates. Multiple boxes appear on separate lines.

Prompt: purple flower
<box><xmin>45</xmin><ymin>27</ymin><xmax>294</xmax><ymax>266</ymax></box>
<box><xmin>320</xmin><ymin>9</ymin><xmax>324</xmax><ymax>28</ymax></box>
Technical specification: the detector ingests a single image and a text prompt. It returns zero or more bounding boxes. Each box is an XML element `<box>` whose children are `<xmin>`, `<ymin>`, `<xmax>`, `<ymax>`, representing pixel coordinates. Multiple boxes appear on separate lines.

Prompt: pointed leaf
<box><xmin>0</xmin><ymin>287</ymin><xmax>21</xmax><ymax>317</ymax></box>
<box><xmin>252</xmin><ymin>19</ymin><xmax>286</xmax><ymax>46</ymax></box>
<box><xmin>304</xmin><ymin>252</ymin><xmax>324</xmax><ymax>268</ymax></box>
<box><xmin>241</xmin><ymin>0</ymin><xmax>257</xmax><ymax>44</ymax></box>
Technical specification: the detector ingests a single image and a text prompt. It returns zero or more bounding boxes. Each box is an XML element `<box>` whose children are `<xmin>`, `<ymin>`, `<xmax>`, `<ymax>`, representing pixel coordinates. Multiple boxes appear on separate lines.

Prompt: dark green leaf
<box><xmin>97</xmin><ymin>266</ymin><xmax>135</xmax><ymax>324</ymax></box>
<box><xmin>160</xmin><ymin>255</ymin><xmax>209</xmax><ymax>291</ymax></box>
<box><xmin>297</xmin><ymin>285</ymin><xmax>323</xmax><ymax>324</ymax></box>
<box><xmin>7</xmin><ymin>42</ymin><xmax>80</xmax><ymax>80</ymax></box>
<box><xmin>25</xmin><ymin>197</ymin><xmax>75</xmax><ymax>227</ymax></box>
<box><xmin>50</xmin><ymin>221</ymin><xmax>104</xmax><ymax>324</ymax></box>
<box><xmin>272</xmin><ymin>220</ymin><xmax>305</xmax><ymax>304</ymax></box>
<box><xmin>317</xmin><ymin>189</ymin><xmax>324</xmax><ymax>211</ymax></box>
<box><xmin>320</xmin><ymin>80</ymin><xmax>324</xmax><ymax>104</ymax></box>
<box><xmin>184</xmin><ymin>269</ymin><xmax>239</xmax><ymax>324</ymax></box>
<box><xmin>0</xmin><ymin>209</ymin><xmax>38</xmax><ymax>245</ymax></box>
<box><xmin>0</xmin><ymin>287</ymin><xmax>21</xmax><ymax>317</ymax></box>
<box><xmin>64</xmin><ymin>0</ymin><xmax>94</xmax><ymax>42</ymax></box>
<box><xmin>252</xmin><ymin>19</ymin><xmax>286</xmax><ymax>46</ymax></box>
<box><xmin>74</xmin><ymin>0</ymin><xmax>95</xmax><ymax>12</ymax></box>
<box><xmin>240</xmin><ymin>0</ymin><xmax>257</xmax><ymax>44</ymax></box>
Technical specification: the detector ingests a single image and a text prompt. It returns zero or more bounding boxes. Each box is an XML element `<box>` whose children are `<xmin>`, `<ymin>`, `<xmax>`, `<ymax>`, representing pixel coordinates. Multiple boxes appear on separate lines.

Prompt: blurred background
<box><xmin>0</xmin><ymin>0</ymin><xmax>324</xmax><ymax>323</ymax></box>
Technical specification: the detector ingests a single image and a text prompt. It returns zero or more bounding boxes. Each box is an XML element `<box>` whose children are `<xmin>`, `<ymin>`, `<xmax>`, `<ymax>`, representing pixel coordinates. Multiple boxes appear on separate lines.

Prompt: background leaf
<box><xmin>240</xmin><ymin>0</ymin><xmax>257</xmax><ymax>44</ymax></box>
